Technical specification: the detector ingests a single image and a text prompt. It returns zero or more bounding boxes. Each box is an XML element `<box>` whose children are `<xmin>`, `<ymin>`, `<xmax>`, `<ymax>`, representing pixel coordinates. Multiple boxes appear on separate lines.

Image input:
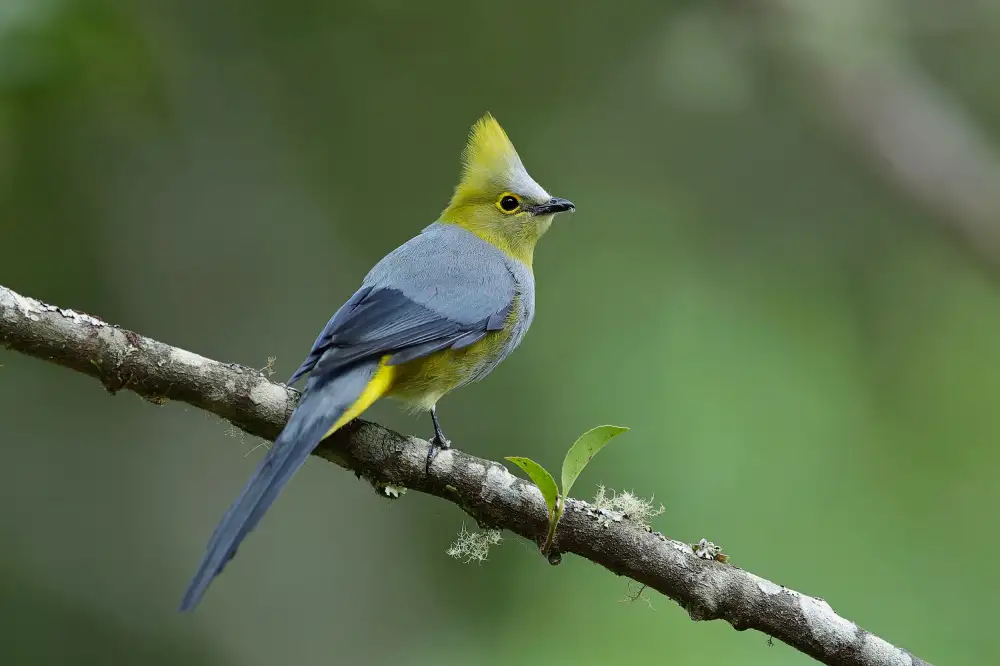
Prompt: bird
<box><xmin>178</xmin><ymin>113</ymin><xmax>575</xmax><ymax>611</ymax></box>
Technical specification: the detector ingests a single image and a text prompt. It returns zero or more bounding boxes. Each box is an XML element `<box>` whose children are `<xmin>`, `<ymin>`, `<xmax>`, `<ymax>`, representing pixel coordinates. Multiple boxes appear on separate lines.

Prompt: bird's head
<box><xmin>440</xmin><ymin>113</ymin><xmax>574</xmax><ymax>265</ymax></box>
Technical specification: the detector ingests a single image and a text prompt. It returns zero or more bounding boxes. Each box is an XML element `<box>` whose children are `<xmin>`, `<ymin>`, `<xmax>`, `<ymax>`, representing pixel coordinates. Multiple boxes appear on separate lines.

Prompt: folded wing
<box><xmin>288</xmin><ymin>223</ymin><xmax>518</xmax><ymax>385</ymax></box>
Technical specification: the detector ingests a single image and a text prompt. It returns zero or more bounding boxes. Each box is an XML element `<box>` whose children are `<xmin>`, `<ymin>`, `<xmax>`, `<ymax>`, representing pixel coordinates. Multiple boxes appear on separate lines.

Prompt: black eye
<box><xmin>499</xmin><ymin>195</ymin><xmax>520</xmax><ymax>212</ymax></box>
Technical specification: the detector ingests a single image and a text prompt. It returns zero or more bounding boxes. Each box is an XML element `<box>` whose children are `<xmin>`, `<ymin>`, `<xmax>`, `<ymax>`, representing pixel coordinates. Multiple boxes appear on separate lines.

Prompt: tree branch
<box><xmin>0</xmin><ymin>284</ymin><xmax>931</xmax><ymax>666</ymax></box>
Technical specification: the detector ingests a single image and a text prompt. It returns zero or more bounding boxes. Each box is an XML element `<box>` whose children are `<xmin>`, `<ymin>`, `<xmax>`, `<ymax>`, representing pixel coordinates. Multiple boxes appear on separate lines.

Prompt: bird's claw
<box><xmin>425</xmin><ymin>435</ymin><xmax>451</xmax><ymax>474</ymax></box>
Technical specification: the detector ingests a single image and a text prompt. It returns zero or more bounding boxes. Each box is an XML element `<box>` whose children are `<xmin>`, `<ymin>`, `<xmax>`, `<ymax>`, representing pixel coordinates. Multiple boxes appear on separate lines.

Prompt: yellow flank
<box><xmin>388</xmin><ymin>296</ymin><xmax>521</xmax><ymax>411</ymax></box>
<box><xmin>323</xmin><ymin>357</ymin><xmax>397</xmax><ymax>438</ymax></box>
<box><xmin>321</xmin><ymin>296</ymin><xmax>518</xmax><ymax>438</ymax></box>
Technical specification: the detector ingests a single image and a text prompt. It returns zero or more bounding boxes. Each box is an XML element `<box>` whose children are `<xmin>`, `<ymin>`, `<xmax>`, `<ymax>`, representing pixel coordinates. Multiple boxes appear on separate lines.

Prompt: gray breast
<box><xmin>503</xmin><ymin>257</ymin><xmax>535</xmax><ymax>356</ymax></box>
<box><xmin>465</xmin><ymin>256</ymin><xmax>535</xmax><ymax>385</ymax></box>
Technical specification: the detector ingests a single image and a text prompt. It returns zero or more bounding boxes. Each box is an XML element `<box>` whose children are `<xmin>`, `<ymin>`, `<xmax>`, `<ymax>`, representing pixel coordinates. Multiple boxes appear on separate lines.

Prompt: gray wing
<box><xmin>288</xmin><ymin>223</ymin><xmax>516</xmax><ymax>384</ymax></box>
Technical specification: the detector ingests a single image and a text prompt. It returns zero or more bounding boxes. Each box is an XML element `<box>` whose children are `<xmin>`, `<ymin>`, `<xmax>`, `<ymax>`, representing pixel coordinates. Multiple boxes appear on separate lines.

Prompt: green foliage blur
<box><xmin>3</xmin><ymin>1</ymin><xmax>1000</xmax><ymax>664</ymax></box>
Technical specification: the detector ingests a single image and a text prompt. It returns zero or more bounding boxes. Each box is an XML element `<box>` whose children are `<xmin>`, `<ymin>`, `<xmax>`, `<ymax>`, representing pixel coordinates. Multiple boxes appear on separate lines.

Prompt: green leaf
<box><xmin>505</xmin><ymin>456</ymin><xmax>559</xmax><ymax>518</ymax></box>
<box><xmin>560</xmin><ymin>425</ymin><xmax>629</xmax><ymax>500</ymax></box>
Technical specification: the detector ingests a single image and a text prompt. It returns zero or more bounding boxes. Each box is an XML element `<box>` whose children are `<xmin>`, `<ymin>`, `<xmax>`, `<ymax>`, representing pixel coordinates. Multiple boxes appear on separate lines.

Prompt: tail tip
<box><xmin>178</xmin><ymin>576</ymin><xmax>210</xmax><ymax>613</ymax></box>
<box><xmin>178</xmin><ymin>592</ymin><xmax>200</xmax><ymax>613</ymax></box>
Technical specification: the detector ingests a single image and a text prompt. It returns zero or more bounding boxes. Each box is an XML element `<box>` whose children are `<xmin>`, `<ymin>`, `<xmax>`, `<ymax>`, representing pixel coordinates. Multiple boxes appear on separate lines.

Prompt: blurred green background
<box><xmin>3</xmin><ymin>1</ymin><xmax>999</xmax><ymax>664</ymax></box>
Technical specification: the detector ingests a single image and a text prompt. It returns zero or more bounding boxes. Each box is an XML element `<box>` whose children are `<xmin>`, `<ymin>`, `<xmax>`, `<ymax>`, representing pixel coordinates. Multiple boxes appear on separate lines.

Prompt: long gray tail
<box><xmin>178</xmin><ymin>358</ymin><xmax>380</xmax><ymax>611</ymax></box>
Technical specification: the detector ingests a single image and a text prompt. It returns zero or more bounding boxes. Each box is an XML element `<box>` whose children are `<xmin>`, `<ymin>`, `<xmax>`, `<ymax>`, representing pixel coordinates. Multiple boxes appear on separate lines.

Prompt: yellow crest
<box><xmin>458</xmin><ymin>113</ymin><xmax>525</xmax><ymax>188</ymax></box>
<box><xmin>442</xmin><ymin>114</ymin><xmax>556</xmax><ymax>265</ymax></box>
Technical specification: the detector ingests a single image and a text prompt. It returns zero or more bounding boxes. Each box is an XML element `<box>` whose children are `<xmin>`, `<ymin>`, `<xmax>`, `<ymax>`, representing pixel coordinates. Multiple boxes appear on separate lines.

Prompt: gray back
<box><xmin>363</xmin><ymin>222</ymin><xmax>535</xmax><ymax>382</ymax></box>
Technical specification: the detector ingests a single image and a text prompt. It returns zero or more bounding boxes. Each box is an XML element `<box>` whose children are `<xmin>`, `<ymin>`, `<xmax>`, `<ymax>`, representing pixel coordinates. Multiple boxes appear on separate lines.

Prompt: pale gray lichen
<box><xmin>259</xmin><ymin>356</ymin><xmax>277</xmax><ymax>378</ymax></box>
<box><xmin>369</xmin><ymin>480</ymin><xmax>406</xmax><ymax>499</ymax></box>
<box><xmin>57</xmin><ymin>308</ymin><xmax>105</xmax><ymax>327</ymax></box>
<box><xmin>753</xmin><ymin>575</ymin><xmax>788</xmax><ymax>597</ymax></box>
<box><xmin>170</xmin><ymin>347</ymin><xmax>209</xmax><ymax>368</ymax></box>
<box><xmin>593</xmin><ymin>485</ymin><xmax>665</xmax><ymax>529</ymax></box>
<box><xmin>620</xmin><ymin>581</ymin><xmax>655</xmax><ymax>609</ymax></box>
<box><xmin>799</xmin><ymin>594</ymin><xmax>857</xmax><ymax>651</ymax></box>
<box><xmin>249</xmin><ymin>380</ymin><xmax>287</xmax><ymax>413</ymax></box>
<box><xmin>446</xmin><ymin>524</ymin><xmax>503</xmax><ymax>563</ymax></box>
<box><xmin>692</xmin><ymin>538</ymin><xmax>728</xmax><ymax>562</ymax></box>
<box><xmin>1</xmin><ymin>287</ymin><xmax>42</xmax><ymax>321</ymax></box>
<box><xmin>485</xmin><ymin>464</ymin><xmax>516</xmax><ymax>490</ymax></box>
<box><xmin>380</xmin><ymin>484</ymin><xmax>406</xmax><ymax>499</ymax></box>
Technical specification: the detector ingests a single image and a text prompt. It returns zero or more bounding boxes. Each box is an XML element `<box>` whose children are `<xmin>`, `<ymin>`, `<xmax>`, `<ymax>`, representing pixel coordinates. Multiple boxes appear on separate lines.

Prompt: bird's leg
<box><xmin>430</xmin><ymin>406</ymin><xmax>451</xmax><ymax>447</ymax></box>
<box><xmin>426</xmin><ymin>405</ymin><xmax>451</xmax><ymax>473</ymax></box>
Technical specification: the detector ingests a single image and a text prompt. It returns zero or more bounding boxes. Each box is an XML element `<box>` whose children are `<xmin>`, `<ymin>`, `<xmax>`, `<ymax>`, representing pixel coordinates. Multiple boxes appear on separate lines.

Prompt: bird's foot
<box><xmin>425</xmin><ymin>434</ymin><xmax>451</xmax><ymax>474</ymax></box>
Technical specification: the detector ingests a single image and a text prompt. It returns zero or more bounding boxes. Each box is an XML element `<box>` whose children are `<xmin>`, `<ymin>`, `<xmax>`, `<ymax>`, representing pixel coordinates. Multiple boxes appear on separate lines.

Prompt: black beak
<box><xmin>532</xmin><ymin>197</ymin><xmax>576</xmax><ymax>216</ymax></box>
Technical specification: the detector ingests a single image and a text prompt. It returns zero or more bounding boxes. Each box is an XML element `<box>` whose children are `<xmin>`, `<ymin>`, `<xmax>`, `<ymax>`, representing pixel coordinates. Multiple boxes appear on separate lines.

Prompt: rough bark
<box><xmin>0</xmin><ymin>284</ymin><xmax>931</xmax><ymax>666</ymax></box>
